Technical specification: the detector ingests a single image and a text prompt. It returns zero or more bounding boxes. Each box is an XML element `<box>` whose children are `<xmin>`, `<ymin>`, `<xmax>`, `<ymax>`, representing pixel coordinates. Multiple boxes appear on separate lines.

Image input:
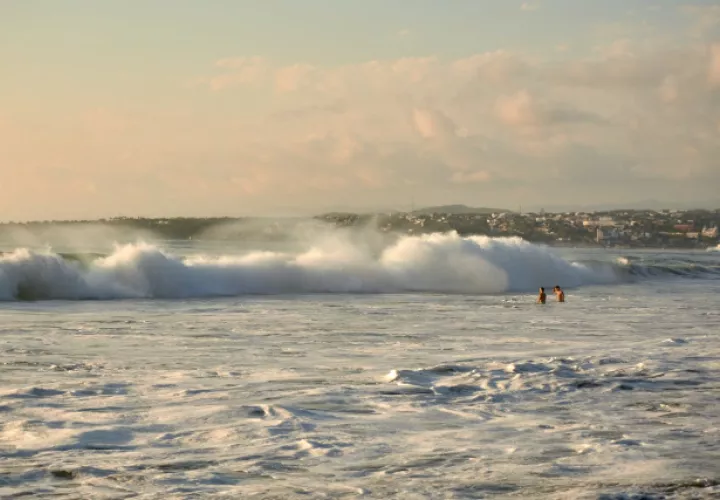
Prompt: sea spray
<box><xmin>0</xmin><ymin>233</ymin><xmax>630</xmax><ymax>300</ymax></box>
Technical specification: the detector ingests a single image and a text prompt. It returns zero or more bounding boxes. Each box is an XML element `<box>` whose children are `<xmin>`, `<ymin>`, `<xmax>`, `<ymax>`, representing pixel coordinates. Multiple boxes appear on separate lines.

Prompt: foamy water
<box><xmin>0</xmin><ymin>234</ymin><xmax>624</xmax><ymax>300</ymax></box>
<box><xmin>1</xmin><ymin>236</ymin><xmax>719</xmax><ymax>498</ymax></box>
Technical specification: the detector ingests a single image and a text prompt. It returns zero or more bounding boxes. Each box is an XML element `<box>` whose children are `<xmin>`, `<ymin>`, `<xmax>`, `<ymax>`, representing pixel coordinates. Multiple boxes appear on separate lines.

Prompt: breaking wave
<box><xmin>613</xmin><ymin>256</ymin><xmax>720</xmax><ymax>280</ymax></box>
<box><xmin>0</xmin><ymin>233</ymin><xmax>715</xmax><ymax>300</ymax></box>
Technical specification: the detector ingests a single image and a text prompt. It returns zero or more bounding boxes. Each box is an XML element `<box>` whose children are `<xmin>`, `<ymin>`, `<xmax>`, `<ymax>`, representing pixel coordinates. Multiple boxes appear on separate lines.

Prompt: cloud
<box><xmin>450</xmin><ymin>170</ymin><xmax>491</xmax><ymax>184</ymax></box>
<box><xmin>495</xmin><ymin>90</ymin><xmax>606</xmax><ymax>129</ymax></box>
<box><xmin>521</xmin><ymin>2</ymin><xmax>539</xmax><ymax>12</ymax></box>
<box><xmin>275</xmin><ymin>63</ymin><xmax>316</xmax><ymax>92</ymax></box>
<box><xmin>206</xmin><ymin>56</ymin><xmax>268</xmax><ymax>90</ymax></box>
<box><xmin>657</xmin><ymin>75</ymin><xmax>678</xmax><ymax>103</ymax></box>
<box><xmin>194</xmin><ymin>43</ymin><xmax>719</xmax><ymax>207</ymax></box>
<box><xmin>683</xmin><ymin>4</ymin><xmax>720</xmax><ymax>37</ymax></box>
<box><xmin>412</xmin><ymin>108</ymin><xmax>457</xmax><ymax>140</ymax></box>
<box><xmin>4</xmin><ymin>33</ymin><xmax>720</xmax><ymax>220</ymax></box>
<box><xmin>710</xmin><ymin>44</ymin><xmax>720</xmax><ymax>86</ymax></box>
<box><xmin>495</xmin><ymin>90</ymin><xmax>536</xmax><ymax>126</ymax></box>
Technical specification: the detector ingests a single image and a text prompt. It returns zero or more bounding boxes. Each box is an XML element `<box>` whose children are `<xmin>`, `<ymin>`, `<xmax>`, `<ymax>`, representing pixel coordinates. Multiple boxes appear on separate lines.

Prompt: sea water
<box><xmin>0</xmin><ymin>233</ymin><xmax>719</xmax><ymax>499</ymax></box>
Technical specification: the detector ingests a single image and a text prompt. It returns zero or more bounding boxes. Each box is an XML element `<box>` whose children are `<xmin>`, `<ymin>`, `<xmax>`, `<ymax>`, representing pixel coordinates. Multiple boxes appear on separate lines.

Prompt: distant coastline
<box><xmin>0</xmin><ymin>205</ymin><xmax>718</xmax><ymax>250</ymax></box>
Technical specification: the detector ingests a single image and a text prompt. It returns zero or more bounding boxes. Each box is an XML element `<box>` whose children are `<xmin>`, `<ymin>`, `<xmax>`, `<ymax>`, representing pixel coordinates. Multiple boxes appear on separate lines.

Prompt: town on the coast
<box><xmin>1</xmin><ymin>206</ymin><xmax>719</xmax><ymax>249</ymax></box>
<box><xmin>317</xmin><ymin>206</ymin><xmax>720</xmax><ymax>249</ymax></box>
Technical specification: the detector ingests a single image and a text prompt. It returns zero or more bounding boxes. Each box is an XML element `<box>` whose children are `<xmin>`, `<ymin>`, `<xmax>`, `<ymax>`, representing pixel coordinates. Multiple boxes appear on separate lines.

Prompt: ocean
<box><xmin>1</xmin><ymin>231</ymin><xmax>719</xmax><ymax>499</ymax></box>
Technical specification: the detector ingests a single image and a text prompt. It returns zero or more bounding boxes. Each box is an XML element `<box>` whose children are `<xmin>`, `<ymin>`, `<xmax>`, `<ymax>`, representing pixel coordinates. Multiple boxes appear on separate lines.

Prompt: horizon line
<box><xmin>2</xmin><ymin>206</ymin><xmax>720</xmax><ymax>225</ymax></box>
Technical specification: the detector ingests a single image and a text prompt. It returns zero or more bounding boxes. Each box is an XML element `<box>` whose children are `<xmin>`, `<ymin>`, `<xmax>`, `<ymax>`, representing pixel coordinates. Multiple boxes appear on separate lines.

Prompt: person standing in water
<box><xmin>553</xmin><ymin>286</ymin><xmax>565</xmax><ymax>302</ymax></box>
<box><xmin>537</xmin><ymin>287</ymin><xmax>546</xmax><ymax>304</ymax></box>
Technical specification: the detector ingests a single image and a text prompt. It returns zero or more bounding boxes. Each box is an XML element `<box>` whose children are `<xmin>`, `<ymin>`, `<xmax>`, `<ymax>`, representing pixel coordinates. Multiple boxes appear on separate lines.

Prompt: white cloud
<box><xmin>4</xmin><ymin>35</ymin><xmax>720</xmax><ymax>220</ymax></box>
<box><xmin>191</xmin><ymin>43</ymin><xmax>719</xmax><ymax>209</ymax></box>
<box><xmin>658</xmin><ymin>75</ymin><xmax>678</xmax><ymax>103</ymax></box>
<box><xmin>450</xmin><ymin>170</ymin><xmax>492</xmax><ymax>184</ymax></box>
<box><xmin>495</xmin><ymin>90</ymin><xmax>606</xmax><ymax>131</ymax></box>
<box><xmin>521</xmin><ymin>3</ymin><xmax>539</xmax><ymax>12</ymax></box>
<box><xmin>709</xmin><ymin>44</ymin><xmax>720</xmax><ymax>86</ymax></box>
<box><xmin>206</xmin><ymin>56</ymin><xmax>268</xmax><ymax>90</ymax></box>
<box><xmin>275</xmin><ymin>63</ymin><xmax>315</xmax><ymax>92</ymax></box>
<box><xmin>412</xmin><ymin>108</ymin><xmax>457</xmax><ymax>140</ymax></box>
<box><xmin>683</xmin><ymin>4</ymin><xmax>720</xmax><ymax>37</ymax></box>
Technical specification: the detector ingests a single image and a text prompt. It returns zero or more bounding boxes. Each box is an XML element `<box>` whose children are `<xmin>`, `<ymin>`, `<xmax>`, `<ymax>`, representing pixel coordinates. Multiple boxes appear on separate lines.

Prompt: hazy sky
<box><xmin>2</xmin><ymin>1</ymin><xmax>720</xmax><ymax>220</ymax></box>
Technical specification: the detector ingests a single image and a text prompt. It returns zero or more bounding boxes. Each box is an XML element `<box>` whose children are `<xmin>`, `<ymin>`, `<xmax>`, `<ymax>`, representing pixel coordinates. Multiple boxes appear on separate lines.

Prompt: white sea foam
<box><xmin>0</xmin><ymin>233</ymin><xmax>621</xmax><ymax>300</ymax></box>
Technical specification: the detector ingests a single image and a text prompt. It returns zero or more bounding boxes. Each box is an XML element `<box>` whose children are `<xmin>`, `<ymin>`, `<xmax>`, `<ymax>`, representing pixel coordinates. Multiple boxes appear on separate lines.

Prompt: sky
<box><xmin>1</xmin><ymin>0</ymin><xmax>720</xmax><ymax>220</ymax></box>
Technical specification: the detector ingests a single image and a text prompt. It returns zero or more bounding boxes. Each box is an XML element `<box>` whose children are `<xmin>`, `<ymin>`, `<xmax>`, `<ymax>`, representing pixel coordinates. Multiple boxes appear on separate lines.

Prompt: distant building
<box><xmin>596</xmin><ymin>227</ymin><xmax>619</xmax><ymax>242</ymax></box>
<box><xmin>702</xmin><ymin>226</ymin><xmax>718</xmax><ymax>238</ymax></box>
<box><xmin>584</xmin><ymin>217</ymin><xmax>616</xmax><ymax>228</ymax></box>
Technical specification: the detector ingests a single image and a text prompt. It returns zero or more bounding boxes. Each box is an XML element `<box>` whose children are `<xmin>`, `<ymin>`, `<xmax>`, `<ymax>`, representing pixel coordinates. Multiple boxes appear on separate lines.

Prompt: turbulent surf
<box><xmin>0</xmin><ymin>232</ymin><xmax>717</xmax><ymax>300</ymax></box>
<box><xmin>2</xmin><ymin>235</ymin><xmax>719</xmax><ymax>498</ymax></box>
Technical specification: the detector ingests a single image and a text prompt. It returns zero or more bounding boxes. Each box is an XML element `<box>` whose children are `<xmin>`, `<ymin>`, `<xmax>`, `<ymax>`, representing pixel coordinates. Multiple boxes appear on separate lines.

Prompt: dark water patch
<box><xmin>0</xmin><ymin>470</ymin><xmax>47</xmax><ymax>487</ymax></box>
<box><xmin>155</xmin><ymin>460</ymin><xmax>219</xmax><ymax>473</ymax></box>
<box><xmin>1</xmin><ymin>360</ymin><xmax>44</xmax><ymax>367</ymax></box>
<box><xmin>668</xmin><ymin>379</ymin><xmax>704</xmax><ymax>387</ymax></box>
<box><xmin>583</xmin><ymin>430</ymin><xmax>626</xmax><ymax>440</ymax></box>
<box><xmin>597</xmin><ymin>493</ymin><xmax>665</xmax><ymax>500</ymax></box>
<box><xmin>599</xmin><ymin>357</ymin><xmax>627</xmax><ymax>365</ymax></box>
<box><xmin>48</xmin><ymin>466</ymin><xmax>117</xmax><ymax>481</ymax></box>
<box><xmin>7</xmin><ymin>387</ymin><xmax>65</xmax><ymax>399</ymax></box>
<box><xmin>186</xmin><ymin>332</ymin><xmax>233</xmax><ymax>339</ymax></box>
<box><xmin>573</xmin><ymin>379</ymin><xmax>604</xmax><ymax>389</ymax></box>
<box><xmin>243</xmin><ymin>405</ymin><xmax>269</xmax><ymax>418</ymax></box>
<box><xmin>50</xmin><ymin>470</ymin><xmax>76</xmax><ymax>480</ymax></box>
<box><xmin>451</xmin><ymin>483</ymin><xmax>521</xmax><ymax>496</ymax></box>
<box><xmin>341</xmin><ymin>462</ymin><xmax>392</xmax><ymax>477</ymax></box>
<box><xmin>252</xmin><ymin>460</ymin><xmax>308</xmax><ymax>473</ymax></box>
<box><xmin>70</xmin><ymin>383</ymin><xmax>130</xmax><ymax>397</ymax></box>
<box><xmin>657</xmin><ymin>412</ymin><xmax>700</xmax><ymax>420</ymax></box>
<box><xmin>598</xmin><ymin>478</ymin><xmax>720</xmax><ymax>499</ymax></box>
<box><xmin>377</xmin><ymin>387</ymin><xmax>435</xmax><ymax>396</ymax></box>
<box><xmin>266</xmin><ymin>421</ymin><xmax>317</xmax><ymax>436</ymax></box>
<box><xmin>101</xmin><ymin>383</ymin><xmax>131</xmax><ymax>395</ymax></box>
<box><xmin>289</xmin><ymin>396</ymin><xmax>378</xmax><ymax>415</ymax></box>
<box><xmin>433</xmin><ymin>384</ymin><xmax>482</xmax><ymax>396</ymax></box>
<box><xmin>614</xmin><ymin>383</ymin><xmax>635</xmax><ymax>391</ymax></box>
<box><xmin>206</xmin><ymin>470</ymin><xmax>274</xmax><ymax>484</ymax></box>
<box><xmin>426</xmin><ymin>364</ymin><xmax>475</xmax><ymax>375</ymax></box>
<box><xmin>183</xmin><ymin>388</ymin><xmax>217</xmax><ymax>396</ymax></box>
<box><xmin>655</xmin><ymin>477</ymin><xmax>720</xmax><ymax>493</ymax></box>
<box><xmin>74</xmin><ymin>405</ymin><xmax>130</xmax><ymax>413</ymax></box>
<box><xmin>385</xmin><ymin>455</ymin><xmax>449</xmax><ymax>474</ymax></box>
<box><xmin>0</xmin><ymin>490</ymin><xmax>57</xmax><ymax>499</ymax></box>
<box><xmin>612</xmin><ymin>438</ymin><xmax>643</xmax><ymax>447</ymax></box>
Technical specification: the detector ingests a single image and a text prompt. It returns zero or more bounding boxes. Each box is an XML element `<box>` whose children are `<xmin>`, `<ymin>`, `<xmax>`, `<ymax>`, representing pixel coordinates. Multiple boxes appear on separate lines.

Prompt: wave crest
<box><xmin>0</xmin><ymin>232</ymin><xmax>673</xmax><ymax>301</ymax></box>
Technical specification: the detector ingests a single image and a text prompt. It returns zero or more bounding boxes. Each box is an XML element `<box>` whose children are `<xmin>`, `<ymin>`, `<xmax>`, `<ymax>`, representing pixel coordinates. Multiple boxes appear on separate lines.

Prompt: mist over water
<box><xmin>0</xmin><ymin>222</ymin><xmax>718</xmax><ymax>301</ymax></box>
